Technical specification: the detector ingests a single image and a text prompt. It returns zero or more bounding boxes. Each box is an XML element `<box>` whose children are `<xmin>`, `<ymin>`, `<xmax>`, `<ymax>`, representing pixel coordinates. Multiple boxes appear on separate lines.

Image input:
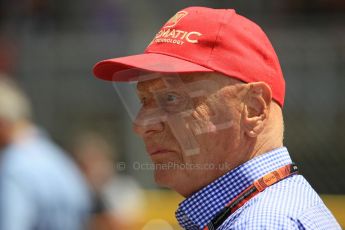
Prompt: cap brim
<box><xmin>93</xmin><ymin>53</ymin><xmax>213</xmax><ymax>81</ymax></box>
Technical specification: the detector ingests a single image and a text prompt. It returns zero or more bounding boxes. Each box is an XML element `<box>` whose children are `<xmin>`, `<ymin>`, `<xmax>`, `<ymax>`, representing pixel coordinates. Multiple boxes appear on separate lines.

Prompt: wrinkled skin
<box><xmin>133</xmin><ymin>72</ymin><xmax>275</xmax><ymax>197</ymax></box>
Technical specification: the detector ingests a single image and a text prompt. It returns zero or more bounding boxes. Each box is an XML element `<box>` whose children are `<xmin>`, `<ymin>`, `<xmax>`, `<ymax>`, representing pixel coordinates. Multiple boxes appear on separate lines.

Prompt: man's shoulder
<box><xmin>250</xmin><ymin>174</ymin><xmax>322</xmax><ymax>215</ymax></box>
<box><xmin>1</xmin><ymin>134</ymin><xmax>87</xmax><ymax>194</ymax></box>
<box><xmin>219</xmin><ymin>175</ymin><xmax>341</xmax><ymax>229</ymax></box>
<box><xmin>1</xmin><ymin>135</ymin><xmax>65</xmax><ymax>173</ymax></box>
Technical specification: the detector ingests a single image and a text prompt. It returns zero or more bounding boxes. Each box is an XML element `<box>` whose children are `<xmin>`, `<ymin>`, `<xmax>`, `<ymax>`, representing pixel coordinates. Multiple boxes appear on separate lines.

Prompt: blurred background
<box><xmin>0</xmin><ymin>0</ymin><xmax>344</xmax><ymax>229</ymax></box>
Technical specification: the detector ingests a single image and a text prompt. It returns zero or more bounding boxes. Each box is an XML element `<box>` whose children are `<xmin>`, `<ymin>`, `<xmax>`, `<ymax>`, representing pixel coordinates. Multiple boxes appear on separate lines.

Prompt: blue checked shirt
<box><xmin>175</xmin><ymin>147</ymin><xmax>341</xmax><ymax>230</ymax></box>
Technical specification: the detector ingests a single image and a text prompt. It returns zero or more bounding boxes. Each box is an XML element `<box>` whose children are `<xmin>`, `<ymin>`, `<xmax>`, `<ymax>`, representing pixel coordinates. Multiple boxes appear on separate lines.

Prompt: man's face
<box><xmin>133</xmin><ymin>73</ymin><xmax>248</xmax><ymax>196</ymax></box>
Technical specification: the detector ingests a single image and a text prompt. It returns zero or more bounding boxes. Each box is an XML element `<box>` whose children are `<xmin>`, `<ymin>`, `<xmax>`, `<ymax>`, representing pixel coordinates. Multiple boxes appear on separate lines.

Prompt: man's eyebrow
<box><xmin>136</xmin><ymin>81</ymin><xmax>148</xmax><ymax>92</ymax></box>
<box><xmin>136</xmin><ymin>77</ymin><xmax>167</xmax><ymax>92</ymax></box>
<box><xmin>136</xmin><ymin>89</ymin><xmax>146</xmax><ymax>96</ymax></box>
<box><xmin>136</xmin><ymin>87</ymin><xmax>146</xmax><ymax>100</ymax></box>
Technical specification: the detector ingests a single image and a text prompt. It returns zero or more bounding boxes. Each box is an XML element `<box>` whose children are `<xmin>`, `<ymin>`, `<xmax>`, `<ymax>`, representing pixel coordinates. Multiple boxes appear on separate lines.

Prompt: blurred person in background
<box><xmin>0</xmin><ymin>74</ymin><xmax>91</xmax><ymax>230</ymax></box>
<box><xmin>72</xmin><ymin>131</ymin><xmax>145</xmax><ymax>230</ymax></box>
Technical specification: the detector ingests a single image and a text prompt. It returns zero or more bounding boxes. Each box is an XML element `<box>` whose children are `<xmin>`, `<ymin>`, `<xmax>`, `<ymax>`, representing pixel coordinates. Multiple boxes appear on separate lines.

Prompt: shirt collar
<box><xmin>175</xmin><ymin>147</ymin><xmax>292</xmax><ymax>229</ymax></box>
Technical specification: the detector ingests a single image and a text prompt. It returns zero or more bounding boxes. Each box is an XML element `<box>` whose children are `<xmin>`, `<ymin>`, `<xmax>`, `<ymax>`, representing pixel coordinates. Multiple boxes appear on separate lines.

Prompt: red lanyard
<box><xmin>204</xmin><ymin>163</ymin><xmax>298</xmax><ymax>230</ymax></box>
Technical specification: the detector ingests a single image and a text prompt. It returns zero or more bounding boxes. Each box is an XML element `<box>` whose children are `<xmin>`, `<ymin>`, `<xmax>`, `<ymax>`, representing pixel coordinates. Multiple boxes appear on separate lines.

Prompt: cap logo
<box><xmin>148</xmin><ymin>11</ymin><xmax>202</xmax><ymax>46</ymax></box>
<box><xmin>164</xmin><ymin>11</ymin><xmax>188</xmax><ymax>28</ymax></box>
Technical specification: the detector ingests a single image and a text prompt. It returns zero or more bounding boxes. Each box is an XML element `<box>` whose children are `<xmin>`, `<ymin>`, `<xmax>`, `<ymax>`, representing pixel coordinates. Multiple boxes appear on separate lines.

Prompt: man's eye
<box><xmin>157</xmin><ymin>91</ymin><xmax>191</xmax><ymax>113</ymax></box>
<box><xmin>161</xmin><ymin>92</ymin><xmax>184</xmax><ymax>106</ymax></box>
<box><xmin>166</xmin><ymin>93</ymin><xmax>178</xmax><ymax>103</ymax></box>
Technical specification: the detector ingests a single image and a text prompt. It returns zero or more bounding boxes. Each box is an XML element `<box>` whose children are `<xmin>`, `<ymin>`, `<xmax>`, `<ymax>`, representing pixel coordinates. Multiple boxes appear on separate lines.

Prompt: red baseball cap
<box><xmin>93</xmin><ymin>7</ymin><xmax>285</xmax><ymax>106</ymax></box>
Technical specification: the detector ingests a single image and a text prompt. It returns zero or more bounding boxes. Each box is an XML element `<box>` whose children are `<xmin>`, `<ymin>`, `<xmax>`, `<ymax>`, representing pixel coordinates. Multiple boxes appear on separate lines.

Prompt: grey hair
<box><xmin>0</xmin><ymin>74</ymin><xmax>32</xmax><ymax>122</ymax></box>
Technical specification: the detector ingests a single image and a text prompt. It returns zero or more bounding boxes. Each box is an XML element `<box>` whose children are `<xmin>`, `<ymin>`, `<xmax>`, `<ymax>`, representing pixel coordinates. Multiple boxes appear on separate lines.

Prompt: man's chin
<box><xmin>153</xmin><ymin>169</ymin><xmax>179</xmax><ymax>188</ymax></box>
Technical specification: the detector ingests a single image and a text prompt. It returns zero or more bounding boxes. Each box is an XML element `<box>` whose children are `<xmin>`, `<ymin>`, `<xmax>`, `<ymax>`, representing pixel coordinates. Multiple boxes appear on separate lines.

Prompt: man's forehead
<box><xmin>136</xmin><ymin>72</ymin><xmax>231</xmax><ymax>93</ymax></box>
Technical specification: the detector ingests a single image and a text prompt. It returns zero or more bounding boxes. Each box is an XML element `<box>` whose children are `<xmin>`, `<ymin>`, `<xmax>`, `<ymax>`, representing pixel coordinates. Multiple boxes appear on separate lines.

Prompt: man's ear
<box><xmin>242</xmin><ymin>82</ymin><xmax>272</xmax><ymax>138</ymax></box>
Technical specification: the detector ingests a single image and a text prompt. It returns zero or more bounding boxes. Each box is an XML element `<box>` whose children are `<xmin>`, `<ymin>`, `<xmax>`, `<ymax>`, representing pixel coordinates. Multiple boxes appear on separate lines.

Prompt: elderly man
<box><xmin>93</xmin><ymin>7</ymin><xmax>341</xmax><ymax>229</ymax></box>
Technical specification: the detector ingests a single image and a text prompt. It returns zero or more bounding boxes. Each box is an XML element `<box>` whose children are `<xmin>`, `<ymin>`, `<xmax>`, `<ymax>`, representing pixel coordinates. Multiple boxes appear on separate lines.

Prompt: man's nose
<box><xmin>132</xmin><ymin>109</ymin><xmax>164</xmax><ymax>137</ymax></box>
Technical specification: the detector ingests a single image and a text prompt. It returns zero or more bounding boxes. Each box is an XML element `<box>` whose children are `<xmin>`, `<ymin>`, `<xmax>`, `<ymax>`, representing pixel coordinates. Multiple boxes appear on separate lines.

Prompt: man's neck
<box><xmin>249</xmin><ymin>137</ymin><xmax>283</xmax><ymax>160</ymax></box>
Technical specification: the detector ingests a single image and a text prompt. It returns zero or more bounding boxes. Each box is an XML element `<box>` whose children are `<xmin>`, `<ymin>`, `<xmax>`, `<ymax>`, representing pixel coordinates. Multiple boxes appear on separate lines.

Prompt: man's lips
<box><xmin>147</xmin><ymin>148</ymin><xmax>175</xmax><ymax>156</ymax></box>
